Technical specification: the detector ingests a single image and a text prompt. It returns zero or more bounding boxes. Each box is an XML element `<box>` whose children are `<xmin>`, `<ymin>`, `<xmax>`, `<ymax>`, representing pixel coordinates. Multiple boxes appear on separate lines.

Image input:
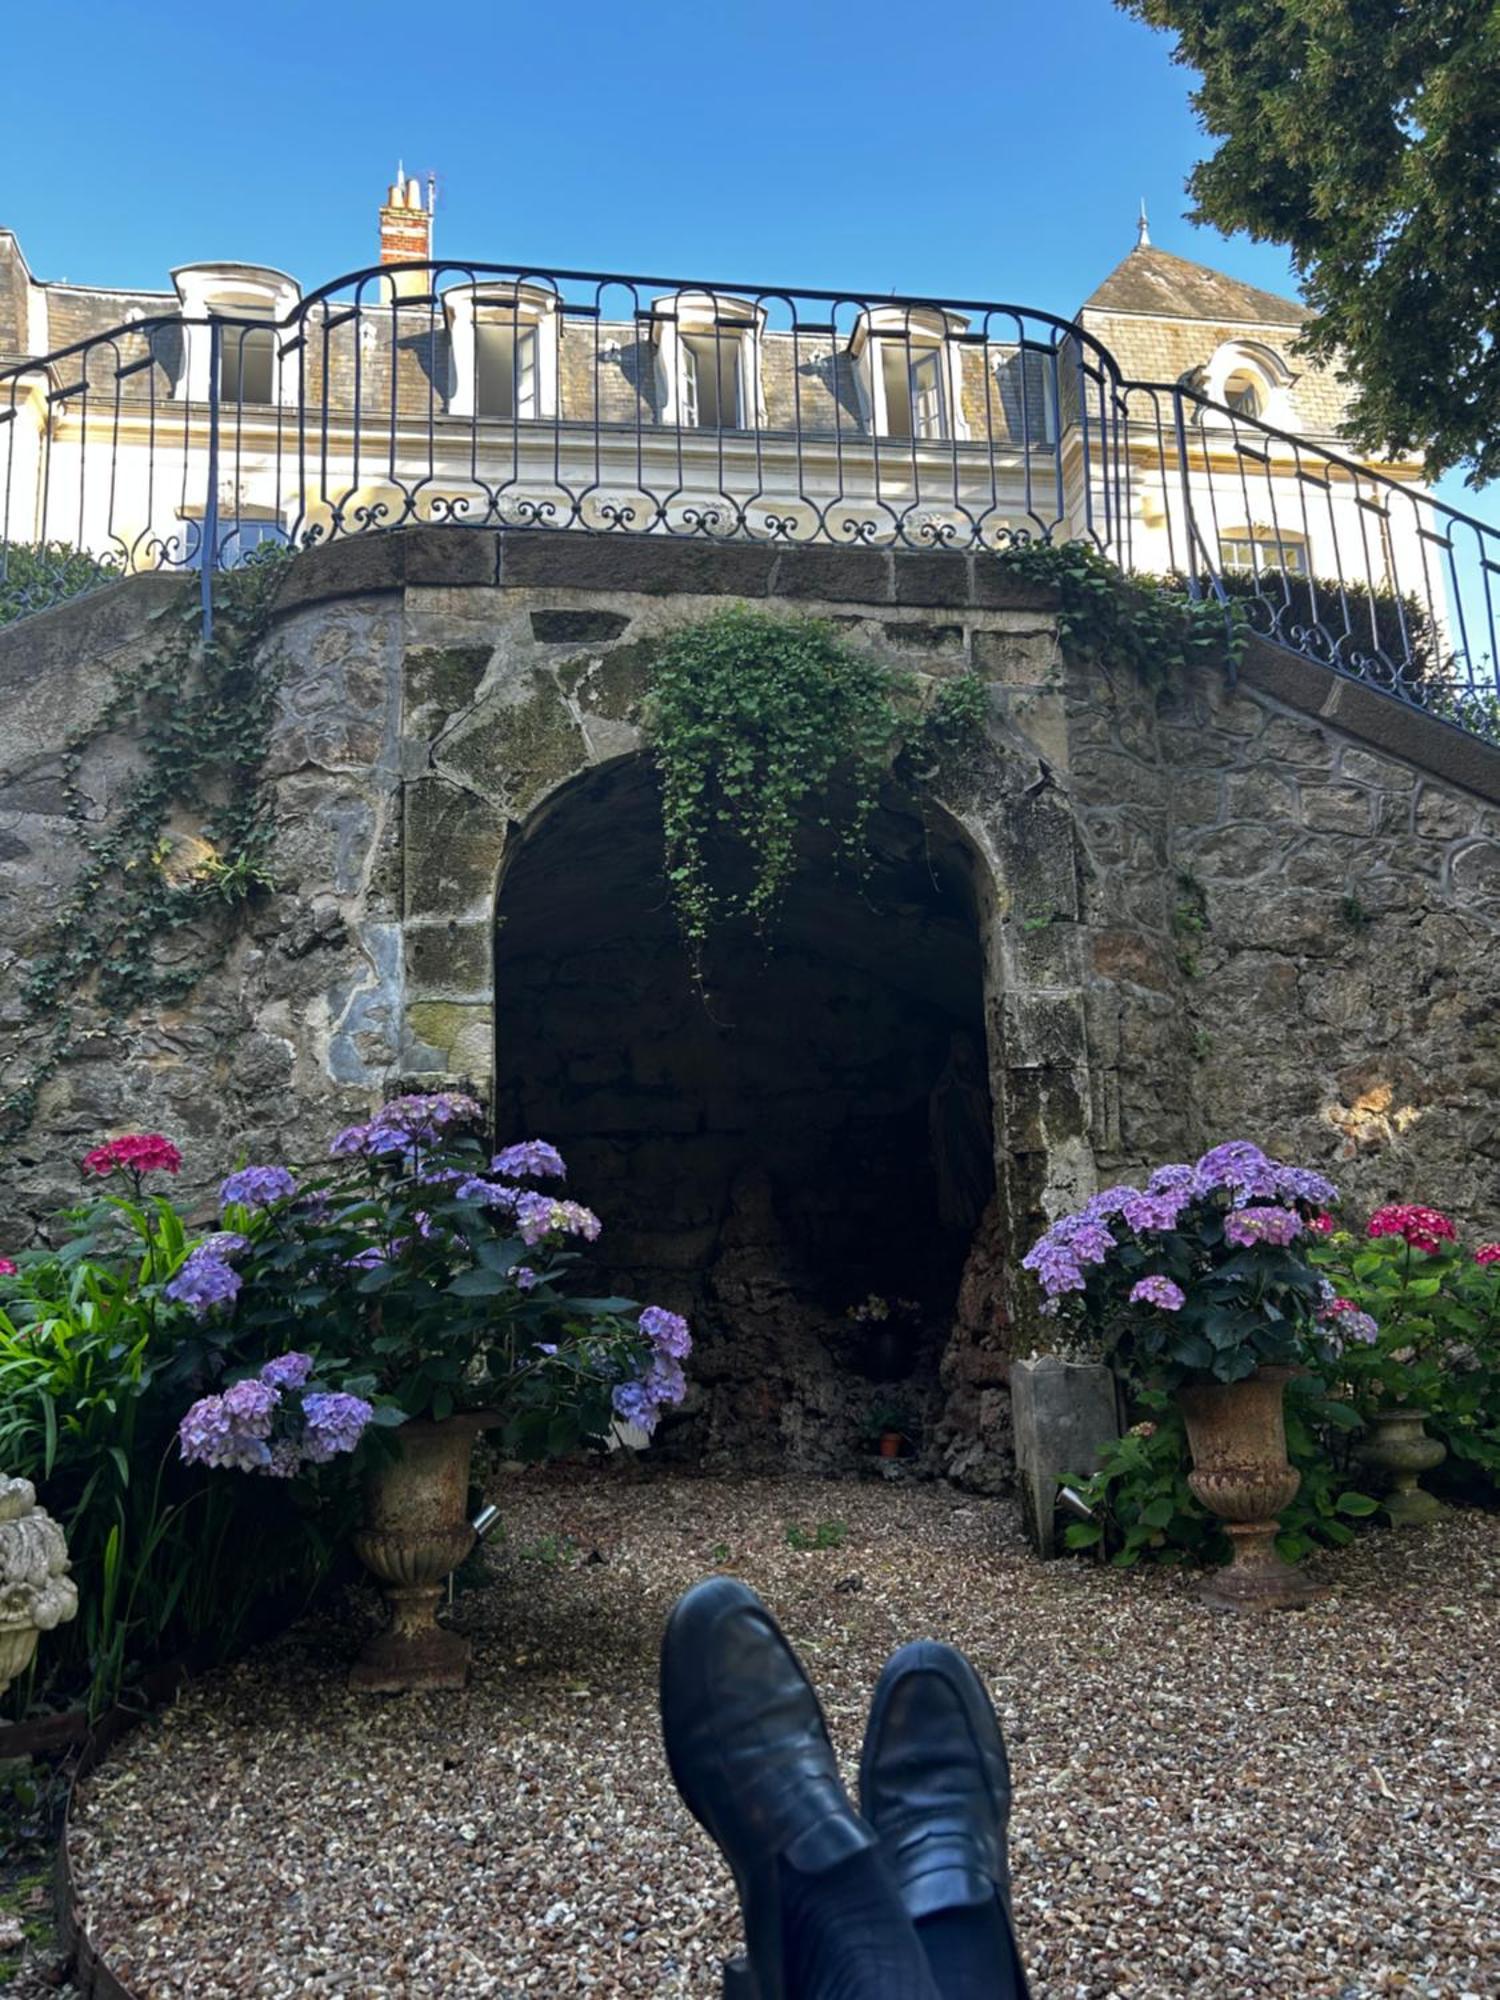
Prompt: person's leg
<box><xmin>860</xmin><ymin>1641</ymin><xmax>1031</xmax><ymax>2000</ymax></box>
<box><xmin>661</xmin><ymin>1577</ymin><xmax>940</xmax><ymax>2000</ymax></box>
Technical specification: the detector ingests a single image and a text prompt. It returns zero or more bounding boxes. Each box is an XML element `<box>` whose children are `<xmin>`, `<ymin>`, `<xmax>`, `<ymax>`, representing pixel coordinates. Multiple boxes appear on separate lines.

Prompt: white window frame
<box><xmin>850</xmin><ymin>306</ymin><xmax>970</xmax><ymax>442</ymax></box>
<box><xmin>444</xmin><ymin>282</ymin><xmax>560</xmax><ymax>421</ymax></box>
<box><xmin>1200</xmin><ymin>339</ymin><xmax>1295</xmax><ymax>430</ymax></box>
<box><xmin>171</xmin><ymin>264</ymin><xmax>301</xmax><ymax>407</ymax></box>
<box><xmin>653</xmin><ymin>292</ymin><xmax>766</xmax><ymax>430</ymax></box>
<box><xmin>1220</xmin><ymin>530</ymin><xmax>1308</xmax><ymax>578</ymax></box>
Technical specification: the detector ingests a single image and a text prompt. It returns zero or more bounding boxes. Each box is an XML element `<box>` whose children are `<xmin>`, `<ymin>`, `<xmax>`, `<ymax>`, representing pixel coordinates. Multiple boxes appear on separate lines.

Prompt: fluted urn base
<box><xmin>1357</xmin><ymin>1409</ymin><xmax>1447</xmax><ymax>1528</ymax></box>
<box><xmin>350</xmin><ymin>1416</ymin><xmax>490</xmax><ymax>1693</ymax></box>
<box><xmin>1178</xmin><ymin>1367</ymin><xmax>1325</xmax><ymax>1613</ymax></box>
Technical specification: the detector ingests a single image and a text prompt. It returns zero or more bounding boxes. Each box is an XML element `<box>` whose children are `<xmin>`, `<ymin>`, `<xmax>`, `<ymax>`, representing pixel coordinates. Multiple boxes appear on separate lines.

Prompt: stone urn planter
<box><xmin>0</xmin><ymin>1476</ymin><xmax>78</xmax><ymax>1699</ymax></box>
<box><xmin>1176</xmin><ymin>1366</ymin><xmax>1321</xmax><ymax>1611</ymax></box>
<box><xmin>350</xmin><ymin>1414</ymin><xmax>493</xmax><ymax>1694</ymax></box>
<box><xmin>1356</xmin><ymin>1409</ymin><xmax>1447</xmax><ymax>1527</ymax></box>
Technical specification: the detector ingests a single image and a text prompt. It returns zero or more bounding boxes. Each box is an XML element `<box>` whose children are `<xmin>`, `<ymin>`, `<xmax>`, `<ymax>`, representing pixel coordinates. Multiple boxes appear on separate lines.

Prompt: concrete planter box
<box><xmin>1011</xmin><ymin>1356</ymin><xmax>1121</xmax><ymax>1558</ymax></box>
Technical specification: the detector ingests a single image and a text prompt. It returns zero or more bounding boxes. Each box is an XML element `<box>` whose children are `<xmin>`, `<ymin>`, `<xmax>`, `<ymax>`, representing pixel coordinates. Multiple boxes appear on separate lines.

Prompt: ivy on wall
<box><xmin>1</xmin><ymin>555</ymin><xmax>287</xmax><ymax>1141</ymax></box>
<box><xmin>996</xmin><ymin>540</ymin><xmax>1245</xmax><ymax>687</ymax></box>
<box><xmin>644</xmin><ymin>554</ymin><xmax>1243</xmax><ymax>965</ymax></box>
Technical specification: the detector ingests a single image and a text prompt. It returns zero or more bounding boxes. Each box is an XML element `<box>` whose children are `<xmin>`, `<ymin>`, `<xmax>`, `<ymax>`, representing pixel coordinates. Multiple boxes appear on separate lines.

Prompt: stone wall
<box><xmin>4</xmin><ymin>529</ymin><xmax>1500</xmax><ymax>1485</ymax></box>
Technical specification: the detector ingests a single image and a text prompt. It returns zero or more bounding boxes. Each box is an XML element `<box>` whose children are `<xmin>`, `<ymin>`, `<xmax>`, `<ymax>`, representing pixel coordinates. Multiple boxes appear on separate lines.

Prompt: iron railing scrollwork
<box><xmin>2</xmin><ymin>257</ymin><xmax>1497</xmax><ymax>731</ymax></box>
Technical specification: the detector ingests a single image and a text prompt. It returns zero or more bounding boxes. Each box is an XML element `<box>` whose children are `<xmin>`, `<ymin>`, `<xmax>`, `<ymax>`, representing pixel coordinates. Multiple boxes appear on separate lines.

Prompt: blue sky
<box><xmin>5</xmin><ymin>0</ymin><xmax>1296</xmax><ymax>317</ymax></box>
<box><xmin>2</xmin><ymin>0</ymin><xmax>1488</xmax><ymax>524</ymax></box>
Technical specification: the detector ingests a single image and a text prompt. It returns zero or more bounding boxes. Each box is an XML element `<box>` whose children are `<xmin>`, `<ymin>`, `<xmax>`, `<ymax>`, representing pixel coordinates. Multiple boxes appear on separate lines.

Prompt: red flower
<box><xmin>1367</xmin><ymin>1203</ymin><xmax>1457</xmax><ymax>1254</ymax></box>
<box><xmin>82</xmin><ymin>1134</ymin><xmax>183</xmax><ymax>1178</ymax></box>
<box><xmin>1308</xmin><ymin>1212</ymin><xmax>1334</xmax><ymax>1234</ymax></box>
<box><xmin>0</xmin><ymin>1256</ymin><xmax>17</xmax><ymax>1277</ymax></box>
<box><xmin>1475</xmin><ymin>1244</ymin><xmax>1500</xmax><ymax>1266</ymax></box>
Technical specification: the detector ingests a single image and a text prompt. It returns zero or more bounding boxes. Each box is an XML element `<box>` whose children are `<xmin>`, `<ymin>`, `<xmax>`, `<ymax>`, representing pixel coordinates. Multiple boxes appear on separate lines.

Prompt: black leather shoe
<box><xmin>660</xmin><ymin>1577</ymin><xmax>879</xmax><ymax>2000</ymax></box>
<box><xmin>859</xmin><ymin>1641</ymin><xmax>1031</xmax><ymax>1994</ymax></box>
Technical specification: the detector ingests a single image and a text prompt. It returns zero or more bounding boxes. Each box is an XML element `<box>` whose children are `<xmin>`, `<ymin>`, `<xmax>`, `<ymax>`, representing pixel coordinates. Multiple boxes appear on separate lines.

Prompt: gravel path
<box><xmin>68</xmin><ymin>1472</ymin><xmax>1499</xmax><ymax>1999</ymax></box>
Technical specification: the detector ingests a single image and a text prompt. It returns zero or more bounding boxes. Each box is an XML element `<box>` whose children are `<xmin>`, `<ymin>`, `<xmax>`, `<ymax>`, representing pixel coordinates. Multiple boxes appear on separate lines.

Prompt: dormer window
<box><xmin>653</xmin><ymin>293</ymin><xmax>765</xmax><ymax>431</ymax></box>
<box><xmin>218</xmin><ymin>311</ymin><xmax>276</xmax><ymax>406</ymax></box>
<box><xmin>1225</xmin><ymin>374</ymin><xmax>1261</xmax><ymax>419</ymax></box>
<box><xmin>170</xmin><ymin>264</ymin><xmax>301</xmax><ymax>408</ymax></box>
<box><xmin>850</xmin><ymin>307</ymin><xmax>970</xmax><ymax>442</ymax></box>
<box><xmin>679</xmin><ymin>331</ymin><xmax>742</xmax><ymax>429</ymax></box>
<box><xmin>1198</xmin><ymin>340</ymin><xmax>1295</xmax><ymax>430</ymax></box>
<box><xmin>444</xmin><ymin>282</ymin><xmax>558</xmax><ymax>421</ymax></box>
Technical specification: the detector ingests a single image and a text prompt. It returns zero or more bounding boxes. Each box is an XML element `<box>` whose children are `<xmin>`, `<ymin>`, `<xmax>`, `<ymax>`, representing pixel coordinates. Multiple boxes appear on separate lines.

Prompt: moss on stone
<box><xmin>440</xmin><ymin>677</ymin><xmax>585</xmax><ymax>815</ymax></box>
<box><xmin>405</xmin><ymin>644</ymin><xmax>492</xmax><ymax>714</ymax></box>
<box><xmin>557</xmin><ymin>638</ymin><xmax>660</xmax><ymax>723</ymax></box>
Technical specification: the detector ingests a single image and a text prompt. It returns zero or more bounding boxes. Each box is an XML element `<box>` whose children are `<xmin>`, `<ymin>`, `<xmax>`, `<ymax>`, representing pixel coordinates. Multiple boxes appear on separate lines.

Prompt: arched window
<box><xmin>1199</xmin><ymin>340</ymin><xmax>1295</xmax><ymax>429</ymax></box>
<box><xmin>1224</xmin><ymin>374</ymin><xmax>1261</xmax><ymax>419</ymax></box>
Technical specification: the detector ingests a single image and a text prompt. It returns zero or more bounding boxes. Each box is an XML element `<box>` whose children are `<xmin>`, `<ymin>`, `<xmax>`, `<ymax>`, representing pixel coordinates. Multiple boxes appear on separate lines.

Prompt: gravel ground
<box><xmin>67</xmin><ymin>1471</ymin><xmax>1500</xmax><ymax>2000</ymax></box>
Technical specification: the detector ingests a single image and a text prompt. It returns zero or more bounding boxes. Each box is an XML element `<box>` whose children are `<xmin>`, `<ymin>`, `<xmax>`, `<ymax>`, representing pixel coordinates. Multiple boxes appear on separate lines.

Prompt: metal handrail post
<box><xmin>201</xmin><ymin>320</ymin><xmax>220</xmax><ymax>643</ymax></box>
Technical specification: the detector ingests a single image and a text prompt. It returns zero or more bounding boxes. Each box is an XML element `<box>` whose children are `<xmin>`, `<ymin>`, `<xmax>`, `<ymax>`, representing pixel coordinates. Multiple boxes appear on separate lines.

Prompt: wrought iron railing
<box><xmin>2</xmin><ymin>258</ymin><xmax>1497</xmax><ymax>729</ymax></box>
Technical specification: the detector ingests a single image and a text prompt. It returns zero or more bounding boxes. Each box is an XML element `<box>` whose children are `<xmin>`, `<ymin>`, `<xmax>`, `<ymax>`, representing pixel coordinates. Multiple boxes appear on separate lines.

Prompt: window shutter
<box><xmin>679</xmin><ymin>339</ymin><xmax>699</xmax><ymax>427</ymax></box>
<box><xmin>516</xmin><ymin>326</ymin><xmax>538</xmax><ymax>419</ymax></box>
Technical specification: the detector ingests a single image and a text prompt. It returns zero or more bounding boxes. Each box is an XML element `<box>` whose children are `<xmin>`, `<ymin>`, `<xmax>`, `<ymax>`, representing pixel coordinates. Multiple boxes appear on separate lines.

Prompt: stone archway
<box><xmin>492</xmin><ymin>755</ymin><xmax>1004</xmax><ymax>1473</ymax></box>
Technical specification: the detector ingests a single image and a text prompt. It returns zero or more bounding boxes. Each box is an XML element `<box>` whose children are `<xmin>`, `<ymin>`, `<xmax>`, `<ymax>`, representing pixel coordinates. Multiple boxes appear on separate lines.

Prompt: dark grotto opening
<box><xmin>494</xmin><ymin>756</ymin><xmax>996</xmax><ymax>1472</ymax></box>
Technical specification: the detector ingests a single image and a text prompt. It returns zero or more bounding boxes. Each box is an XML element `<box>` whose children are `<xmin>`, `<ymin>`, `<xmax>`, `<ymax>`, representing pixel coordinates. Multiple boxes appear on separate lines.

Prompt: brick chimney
<box><xmin>379</xmin><ymin>168</ymin><xmax>431</xmax><ymax>295</ymax></box>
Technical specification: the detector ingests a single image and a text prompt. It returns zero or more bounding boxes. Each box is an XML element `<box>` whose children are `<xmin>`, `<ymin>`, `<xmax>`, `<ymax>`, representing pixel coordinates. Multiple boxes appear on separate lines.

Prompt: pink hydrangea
<box><xmin>1475</xmin><ymin>1244</ymin><xmax>1500</xmax><ymax>1266</ymax></box>
<box><xmin>82</xmin><ymin>1133</ymin><xmax>183</xmax><ymax>1177</ymax></box>
<box><xmin>1367</xmin><ymin>1204</ymin><xmax>1456</xmax><ymax>1253</ymax></box>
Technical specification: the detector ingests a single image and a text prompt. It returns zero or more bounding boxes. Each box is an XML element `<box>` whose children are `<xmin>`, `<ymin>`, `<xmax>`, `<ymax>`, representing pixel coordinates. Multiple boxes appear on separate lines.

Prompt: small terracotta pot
<box><xmin>1176</xmin><ymin>1366</ymin><xmax>1322</xmax><ymax>1611</ymax></box>
<box><xmin>350</xmin><ymin>1414</ymin><xmax>492</xmax><ymax>1693</ymax></box>
<box><xmin>1357</xmin><ymin>1408</ymin><xmax>1446</xmax><ymax>1527</ymax></box>
<box><xmin>878</xmin><ymin>1431</ymin><xmax>903</xmax><ymax>1460</ymax></box>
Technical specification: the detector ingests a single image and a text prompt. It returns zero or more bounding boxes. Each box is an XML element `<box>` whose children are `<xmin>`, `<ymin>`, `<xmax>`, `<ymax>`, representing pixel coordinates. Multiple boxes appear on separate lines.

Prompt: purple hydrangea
<box><xmin>534</xmin><ymin>1340</ymin><xmax>559</xmax><ymax>1355</ymax></box>
<box><xmin>640</xmin><ymin>1305</ymin><xmax>692</xmax><ymax>1358</ymax></box>
<box><xmin>1224</xmin><ymin>1204</ymin><xmax>1303</xmax><ymax>1249</ymax></box>
<box><xmin>453</xmin><ymin>1177</ymin><xmax>520</xmax><ymax>1209</ymax></box>
<box><xmin>491</xmin><ymin>1140</ymin><xmax>567</xmax><ymax>1182</ymax></box>
<box><xmin>1146</xmin><ymin>1163</ymin><xmax>1196</xmax><ymax>1194</ymax></box>
<box><xmin>198</xmin><ymin>1230</ymin><xmax>249</xmax><ymax>1261</ymax></box>
<box><xmin>384</xmin><ymin>1091</ymin><xmax>482</xmax><ymax>1136</ymax></box>
<box><xmin>515</xmin><ymin>1194</ymin><xmax>603</xmax><ymax>1247</ymax></box>
<box><xmin>260</xmin><ymin>1351</ymin><xmax>315</xmax><ymax>1391</ymax></box>
<box><xmin>220</xmin><ymin>1165</ymin><xmax>297</xmax><ymax>1211</ymax></box>
<box><xmin>1082</xmin><ymin>1186</ymin><xmax>1138</xmax><ymax>1221</ymax></box>
<box><xmin>1194</xmin><ymin>1142</ymin><xmax>1280</xmax><ymax>1204</ymax></box>
<box><xmin>1129</xmin><ymin>1274</ymin><xmax>1186</xmax><ymax>1311</ymax></box>
<box><xmin>1338</xmin><ymin>1309</ymin><xmax>1379</xmax><ymax>1346</ymax></box>
<box><xmin>300</xmin><ymin>1391</ymin><xmax>374</xmax><ymax>1463</ymax></box>
<box><xmin>178</xmin><ymin>1387</ymin><xmax>272</xmax><ymax>1473</ymax></box>
<box><xmin>513</xmin><ymin>1266</ymin><xmax>539</xmax><ymax>1291</ymax></box>
<box><xmin>1120</xmin><ymin>1189</ymin><xmax>1192</xmax><ymax>1234</ymax></box>
<box><xmin>1272</xmin><ymin>1164</ymin><xmax>1340</xmax><ymax>1207</ymax></box>
<box><xmin>178</xmin><ymin>1395</ymin><xmax>234</xmax><ymax>1466</ymax></box>
<box><xmin>1020</xmin><ymin>1234</ymin><xmax>1087</xmax><ymax>1298</ymax></box>
<box><xmin>612</xmin><ymin>1379</ymin><xmax>659</xmax><ymax>1433</ymax></box>
<box><xmin>221</xmin><ymin>1377</ymin><xmax>278</xmax><ymax>1436</ymax></box>
<box><xmin>1064</xmin><ymin>1218</ymin><xmax>1117</xmax><ymax>1265</ymax></box>
<box><xmin>165</xmin><ymin>1249</ymin><xmax>242</xmax><ymax>1319</ymax></box>
<box><xmin>646</xmin><ymin>1352</ymin><xmax>686</xmax><ymax>1405</ymax></box>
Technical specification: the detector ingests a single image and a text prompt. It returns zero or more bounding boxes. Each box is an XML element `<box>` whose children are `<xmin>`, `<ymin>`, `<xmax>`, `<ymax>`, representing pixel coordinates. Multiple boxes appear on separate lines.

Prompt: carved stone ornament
<box><xmin>0</xmin><ymin>1475</ymin><xmax>79</xmax><ymax>1698</ymax></box>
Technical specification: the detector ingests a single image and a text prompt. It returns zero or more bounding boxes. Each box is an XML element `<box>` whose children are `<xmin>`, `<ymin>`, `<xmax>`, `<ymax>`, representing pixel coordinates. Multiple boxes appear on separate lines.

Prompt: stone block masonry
<box><xmin>3</xmin><ymin>530</ymin><xmax>1499</xmax><ymax>1478</ymax></box>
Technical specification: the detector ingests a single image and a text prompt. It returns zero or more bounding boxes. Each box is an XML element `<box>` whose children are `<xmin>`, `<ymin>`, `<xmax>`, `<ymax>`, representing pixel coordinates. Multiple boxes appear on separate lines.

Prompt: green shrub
<box><xmin>0</xmin><ymin>540</ymin><xmax>122</xmax><ymax>625</ymax></box>
<box><xmin>1311</xmin><ymin>1216</ymin><xmax>1500</xmax><ymax>1502</ymax></box>
<box><xmin>0</xmin><ymin>1172</ymin><xmax>345</xmax><ymax>1721</ymax></box>
<box><xmin>1062</xmin><ymin>1381</ymin><xmax>1377</xmax><ymax>1569</ymax></box>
